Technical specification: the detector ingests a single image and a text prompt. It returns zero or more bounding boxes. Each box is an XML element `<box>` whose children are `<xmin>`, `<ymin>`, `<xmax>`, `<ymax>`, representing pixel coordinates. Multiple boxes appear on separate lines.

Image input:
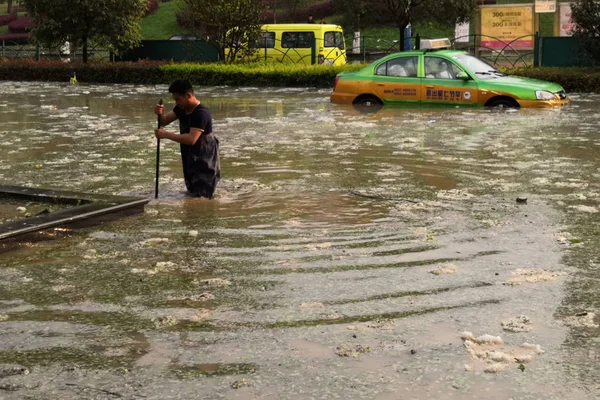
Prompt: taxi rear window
<box><xmin>282</xmin><ymin>32</ymin><xmax>315</xmax><ymax>48</ymax></box>
<box><xmin>376</xmin><ymin>56</ymin><xmax>419</xmax><ymax>78</ymax></box>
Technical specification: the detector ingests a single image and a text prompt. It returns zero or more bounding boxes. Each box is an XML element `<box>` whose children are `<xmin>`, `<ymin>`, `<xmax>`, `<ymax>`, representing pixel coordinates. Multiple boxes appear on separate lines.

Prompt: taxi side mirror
<box><xmin>456</xmin><ymin>71</ymin><xmax>469</xmax><ymax>80</ymax></box>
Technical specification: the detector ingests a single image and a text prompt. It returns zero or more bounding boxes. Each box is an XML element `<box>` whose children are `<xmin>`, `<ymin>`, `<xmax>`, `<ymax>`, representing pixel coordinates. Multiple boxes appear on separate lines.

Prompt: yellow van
<box><xmin>232</xmin><ymin>24</ymin><xmax>347</xmax><ymax>66</ymax></box>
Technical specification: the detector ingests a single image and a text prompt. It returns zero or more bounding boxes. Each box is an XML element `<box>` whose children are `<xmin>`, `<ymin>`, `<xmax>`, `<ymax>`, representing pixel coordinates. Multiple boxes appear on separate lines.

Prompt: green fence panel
<box><xmin>537</xmin><ymin>36</ymin><xmax>594</xmax><ymax>67</ymax></box>
<box><xmin>117</xmin><ymin>40</ymin><xmax>219</xmax><ymax>63</ymax></box>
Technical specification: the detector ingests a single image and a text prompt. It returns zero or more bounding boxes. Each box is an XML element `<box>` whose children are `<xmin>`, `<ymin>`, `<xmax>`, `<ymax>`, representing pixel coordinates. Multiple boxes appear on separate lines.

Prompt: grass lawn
<box><xmin>350</xmin><ymin>24</ymin><xmax>454</xmax><ymax>52</ymax></box>
<box><xmin>140</xmin><ymin>0</ymin><xmax>186</xmax><ymax>40</ymax></box>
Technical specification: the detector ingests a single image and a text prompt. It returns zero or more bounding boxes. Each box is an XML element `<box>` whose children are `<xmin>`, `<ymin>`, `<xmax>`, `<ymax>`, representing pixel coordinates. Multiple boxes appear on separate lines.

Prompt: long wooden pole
<box><xmin>154</xmin><ymin>99</ymin><xmax>163</xmax><ymax>199</ymax></box>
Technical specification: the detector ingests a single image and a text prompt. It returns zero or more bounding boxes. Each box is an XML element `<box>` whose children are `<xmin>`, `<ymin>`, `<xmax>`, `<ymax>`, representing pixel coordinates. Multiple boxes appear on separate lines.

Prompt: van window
<box><xmin>376</xmin><ymin>56</ymin><xmax>419</xmax><ymax>78</ymax></box>
<box><xmin>251</xmin><ymin>32</ymin><xmax>275</xmax><ymax>48</ymax></box>
<box><xmin>324</xmin><ymin>31</ymin><xmax>344</xmax><ymax>50</ymax></box>
<box><xmin>282</xmin><ymin>32</ymin><xmax>315</xmax><ymax>48</ymax></box>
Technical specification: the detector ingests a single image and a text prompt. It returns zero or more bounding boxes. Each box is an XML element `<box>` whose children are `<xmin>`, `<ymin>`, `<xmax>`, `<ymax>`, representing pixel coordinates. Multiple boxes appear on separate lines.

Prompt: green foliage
<box><xmin>334</xmin><ymin>0</ymin><xmax>477</xmax><ymax>51</ymax></box>
<box><xmin>570</xmin><ymin>0</ymin><xmax>600</xmax><ymax>65</ymax></box>
<box><xmin>160</xmin><ymin>62</ymin><xmax>364</xmax><ymax>87</ymax></box>
<box><xmin>507</xmin><ymin>67</ymin><xmax>600</xmax><ymax>93</ymax></box>
<box><xmin>0</xmin><ymin>59</ymin><xmax>165</xmax><ymax>84</ymax></box>
<box><xmin>178</xmin><ymin>0</ymin><xmax>266</xmax><ymax>63</ymax></box>
<box><xmin>0</xmin><ymin>59</ymin><xmax>364</xmax><ymax>87</ymax></box>
<box><xmin>22</xmin><ymin>0</ymin><xmax>147</xmax><ymax>63</ymax></box>
<box><xmin>1</xmin><ymin>60</ymin><xmax>597</xmax><ymax>93</ymax></box>
<box><xmin>141</xmin><ymin>0</ymin><xmax>184</xmax><ymax>40</ymax></box>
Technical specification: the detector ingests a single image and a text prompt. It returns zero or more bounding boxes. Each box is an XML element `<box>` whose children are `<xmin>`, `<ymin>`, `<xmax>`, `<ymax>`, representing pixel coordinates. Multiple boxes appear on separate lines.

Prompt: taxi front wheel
<box><xmin>486</xmin><ymin>97</ymin><xmax>520</xmax><ymax>109</ymax></box>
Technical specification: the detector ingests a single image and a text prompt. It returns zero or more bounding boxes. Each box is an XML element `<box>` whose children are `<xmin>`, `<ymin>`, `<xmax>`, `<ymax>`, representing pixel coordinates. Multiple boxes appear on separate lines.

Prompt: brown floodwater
<box><xmin>0</xmin><ymin>82</ymin><xmax>598</xmax><ymax>399</ymax></box>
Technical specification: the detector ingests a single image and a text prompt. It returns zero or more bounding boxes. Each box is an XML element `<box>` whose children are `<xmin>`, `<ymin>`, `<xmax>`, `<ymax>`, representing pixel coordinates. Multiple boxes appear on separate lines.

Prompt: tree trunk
<box><xmin>83</xmin><ymin>37</ymin><xmax>88</xmax><ymax>63</ymax></box>
<box><xmin>7</xmin><ymin>0</ymin><xmax>13</xmax><ymax>13</ymax></box>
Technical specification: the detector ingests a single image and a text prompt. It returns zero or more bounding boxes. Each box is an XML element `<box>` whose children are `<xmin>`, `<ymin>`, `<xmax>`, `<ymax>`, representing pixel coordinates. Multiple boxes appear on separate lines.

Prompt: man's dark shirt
<box><xmin>173</xmin><ymin>104</ymin><xmax>220</xmax><ymax>198</ymax></box>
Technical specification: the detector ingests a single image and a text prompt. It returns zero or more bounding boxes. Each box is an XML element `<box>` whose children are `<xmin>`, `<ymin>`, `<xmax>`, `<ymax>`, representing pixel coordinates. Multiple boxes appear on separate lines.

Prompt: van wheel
<box><xmin>353</xmin><ymin>95</ymin><xmax>383</xmax><ymax>113</ymax></box>
<box><xmin>486</xmin><ymin>97</ymin><xmax>520</xmax><ymax>110</ymax></box>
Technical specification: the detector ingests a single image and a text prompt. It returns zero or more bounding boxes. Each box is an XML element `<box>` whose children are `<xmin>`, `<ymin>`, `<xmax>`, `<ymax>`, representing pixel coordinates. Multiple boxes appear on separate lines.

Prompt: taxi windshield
<box><xmin>451</xmin><ymin>54</ymin><xmax>505</xmax><ymax>79</ymax></box>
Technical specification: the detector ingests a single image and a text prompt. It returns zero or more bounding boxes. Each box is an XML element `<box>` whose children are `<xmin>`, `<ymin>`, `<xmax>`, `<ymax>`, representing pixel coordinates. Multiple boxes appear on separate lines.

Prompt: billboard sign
<box><xmin>559</xmin><ymin>3</ymin><xmax>576</xmax><ymax>37</ymax></box>
<box><xmin>455</xmin><ymin>22</ymin><xmax>470</xmax><ymax>43</ymax></box>
<box><xmin>535</xmin><ymin>0</ymin><xmax>557</xmax><ymax>13</ymax></box>
<box><xmin>480</xmin><ymin>6</ymin><xmax>534</xmax><ymax>49</ymax></box>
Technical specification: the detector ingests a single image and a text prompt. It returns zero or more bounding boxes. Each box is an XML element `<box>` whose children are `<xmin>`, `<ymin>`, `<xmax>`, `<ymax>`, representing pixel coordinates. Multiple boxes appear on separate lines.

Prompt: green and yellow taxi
<box><xmin>331</xmin><ymin>39</ymin><xmax>568</xmax><ymax>109</ymax></box>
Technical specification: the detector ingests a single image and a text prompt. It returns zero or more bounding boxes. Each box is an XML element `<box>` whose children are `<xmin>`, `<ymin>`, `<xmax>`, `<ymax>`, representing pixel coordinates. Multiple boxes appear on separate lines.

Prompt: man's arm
<box><xmin>159</xmin><ymin>111</ymin><xmax>178</xmax><ymax>127</ymax></box>
<box><xmin>155</xmin><ymin>127</ymin><xmax>203</xmax><ymax>146</ymax></box>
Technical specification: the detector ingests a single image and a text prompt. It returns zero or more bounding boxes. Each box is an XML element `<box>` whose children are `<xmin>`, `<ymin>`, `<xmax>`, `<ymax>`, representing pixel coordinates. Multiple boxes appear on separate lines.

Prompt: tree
<box><xmin>23</xmin><ymin>0</ymin><xmax>147</xmax><ymax>63</ymax></box>
<box><xmin>333</xmin><ymin>0</ymin><xmax>369</xmax><ymax>32</ymax></box>
<box><xmin>570</xmin><ymin>0</ymin><xmax>600</xmax><ymax>65</ymax></box>
<box><xmin>179</xmin><ymin>0</ymin><xmax>265</xmax><ymax>63</ymax></box>
<box><xmin>336</xmin><ymin>0</ymin><xmax>477</xmax><ymax>51</ymax></box>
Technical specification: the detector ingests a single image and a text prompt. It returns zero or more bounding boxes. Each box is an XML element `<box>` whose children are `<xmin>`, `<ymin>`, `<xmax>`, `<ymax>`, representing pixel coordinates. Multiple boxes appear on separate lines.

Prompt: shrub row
<box><xmin>0</xmin><ymin>60</ymin><xmax>165</xmax><ymax>84</ymax></box>
<box><xmin>161</xmin><ymin>62</ymin><xmax>362</xmax><ymax>87</ymax></box>
<box><xmin>0</xmin><ymin>13</ymin><xmax>17</xmax><ymax>26</ymax></box>
<box><xmin>8</xmin><ymin>16</ymin><xmax>32</xmax><ymax>34</ymax></box>
<box><xmin>0</xmin><ymin>32</ymin><xmax>31</xmax><ymax>44</ymax></box>
<box><xmin>0</xmin><ymin>61</ymin><xmax>598</xmax><ymax>92</ymax></box>
<box><xmin>508</xmin><ymin>67</ymin><xmax>600</xmax><ymax>93</ymax></box>
<box><xmin>0</xmin><ymin>60</ymin><xmax>363</xmax><ymax>87</ymax></box>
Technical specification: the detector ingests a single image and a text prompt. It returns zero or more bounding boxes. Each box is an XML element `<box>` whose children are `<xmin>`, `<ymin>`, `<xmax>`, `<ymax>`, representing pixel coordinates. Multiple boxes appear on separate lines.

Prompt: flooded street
<box><xmin>0</xmin><ymin>82</ymin><xmax>598</xmax><ymax>399</ymax></box>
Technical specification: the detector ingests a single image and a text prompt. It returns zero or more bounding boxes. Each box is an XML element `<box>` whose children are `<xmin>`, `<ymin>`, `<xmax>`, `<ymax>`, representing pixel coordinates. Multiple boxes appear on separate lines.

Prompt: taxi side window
<box><xmin>282</xmin><ymin>32</ymin><xmax>315</xmax><ymax>48</ymax></box>
<box><xmin>375</xmin><ymin>56</ymin><xmax>419</xmax><ymax>78</ymax></box>
<box><xmin>425</xmin><ymin>57</ymin><xmax>464</xmax><ymax>80</ymax></box>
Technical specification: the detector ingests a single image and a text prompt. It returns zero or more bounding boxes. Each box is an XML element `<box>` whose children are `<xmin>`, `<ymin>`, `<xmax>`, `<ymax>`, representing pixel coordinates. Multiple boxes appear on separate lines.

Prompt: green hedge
<box><xmin>507</xmin><ymin>67</ymin><xmax>600</xmax><ymax>93</ymax></box>
<box><xmin>1</xmin><ymin>61</ymin><xmax>598</xmax><ymax>92</ymax></box>
<box><xmin>0</xmin><ymin>60</ymin><xmax>165</xmax><ymax>84</ymax></box>
<box><xmin>0</xmin><ymin>60</ymin><xmax>364</xmax><ymax>87</ymax></box>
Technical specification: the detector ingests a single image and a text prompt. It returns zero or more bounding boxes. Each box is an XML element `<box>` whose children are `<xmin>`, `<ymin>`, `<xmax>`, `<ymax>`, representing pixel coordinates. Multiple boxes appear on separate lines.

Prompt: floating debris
<box><xmin>462</xmin><ymin>331</ymin><xmax>544</xmax><ymax>373</ymax></box>
<box><xmin>563</xmin><ymin>312</ymin><xmax>599</xmax><ymax>328</ymax></box>
<box><xmin>140</xmin><ymin>238</ymin><xmax>170</xmax><ymax>247</ymax></box>
<box><xmin>335</xmin><ymin>344</ymin><xmax>371</xmax><ymax>358</ymax></box>
<box><xmin>461</xmin><ymin>331</ymin><xmax>504</xmax><ymax>345</ymax></box>
<box><xmin>167</xmin><ymin>293</ymin><xmax>215</xmax><ymax>302</ymax></box>
<box><xmin>198</xmin><ymin>278</ymin><xmax>231</xmax><ymax>287</ymax></box>
<box><xmin>430</xmin><ymin>263</ymin><xmax>457</xmax><ymax>275</ymax></box>
<box><xmin>347</xmin><ymin>319</ymin><xmax>395</xmax><ymax>331</ymax></box>
<box><xmin>501</xmin><ymin>315</ymin><xmax>532</xmax><ymax>333</ymax></box>
<box><xmin>504</xmin><ymin>268</ymin><xmax>566</xmax><ymax>286</ymax></box>
<box><xmin>153</xmin><ymin>316</ymin><xmax>178</xmax><ymax>328</ymax></box>
<box><xmin>231</xmin><ymin>378</ymin><xmax>252</xmax><ymax>389</ymax></box>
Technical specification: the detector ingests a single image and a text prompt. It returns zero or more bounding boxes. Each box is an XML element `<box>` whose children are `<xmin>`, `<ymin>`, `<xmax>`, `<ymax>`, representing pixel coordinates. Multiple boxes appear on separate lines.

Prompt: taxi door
<box><xmin>422</xmin><ymin>56</ymin><xmax>479</xmax><ymax>106</ymax></box>
<box><xmin>373</xmin><ymin>55</ymin><xmax>422</xmax><ymax>104</ymax></box>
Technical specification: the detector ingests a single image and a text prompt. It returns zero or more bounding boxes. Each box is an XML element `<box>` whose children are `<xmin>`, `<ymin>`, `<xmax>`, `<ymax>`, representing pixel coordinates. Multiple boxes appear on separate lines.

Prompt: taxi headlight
<box><xmin>536</xmin><ymin>91</ymin><xmax>555</xmax><ymax>100</ymax></box>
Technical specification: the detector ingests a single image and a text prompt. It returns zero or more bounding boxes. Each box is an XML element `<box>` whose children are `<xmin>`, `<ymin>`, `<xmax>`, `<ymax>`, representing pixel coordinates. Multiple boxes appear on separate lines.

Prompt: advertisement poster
<box><xmin>455</xmin><ymin>22</ymin><xmax>470</xmax><ymax>43</ymax></box>
<box><xmin>535</xmin><ymin>0</ymin><xmax>557</xmax><ymax>13</ymax></box>
<box><xmin>559</xmin><ymin>3</ymin><xmax>576</xmax><ymax>37</ymax></box>
<box><xmin>480</xmin><ymin>6</ymin><xmax>534</xmax><ymax>49</ymax></box>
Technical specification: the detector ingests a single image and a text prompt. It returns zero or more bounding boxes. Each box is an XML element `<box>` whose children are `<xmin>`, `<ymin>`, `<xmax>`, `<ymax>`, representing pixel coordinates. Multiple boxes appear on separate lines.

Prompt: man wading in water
<box><xmin>154</xmin><ymin>80</ymin><xmax>220</xmax><ymax>199</ymax></box>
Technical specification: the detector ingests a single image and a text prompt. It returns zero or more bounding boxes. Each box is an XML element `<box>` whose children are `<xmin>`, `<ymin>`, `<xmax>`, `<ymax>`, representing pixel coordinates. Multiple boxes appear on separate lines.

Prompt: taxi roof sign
<box><xmin>420</xmin><ymin>38</ymin><xmax>452</xmax><ymax>50</ymax></box>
